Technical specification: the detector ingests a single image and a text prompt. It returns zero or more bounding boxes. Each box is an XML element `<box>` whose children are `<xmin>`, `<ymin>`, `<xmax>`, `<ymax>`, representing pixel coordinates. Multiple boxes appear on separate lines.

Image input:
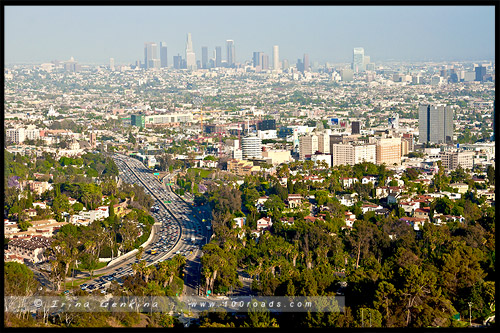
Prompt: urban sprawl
<box><xmin>4</xmin><ymin>38</ymin><xmax>496</xmax><ymax>328</ymax></box>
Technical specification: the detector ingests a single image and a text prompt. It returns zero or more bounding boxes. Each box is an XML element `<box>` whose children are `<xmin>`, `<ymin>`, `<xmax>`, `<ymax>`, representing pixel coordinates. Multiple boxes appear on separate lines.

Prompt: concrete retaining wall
<box><xmin>104</xmin><ymin>224</ymin><xmax>156</xmax><ymax>267</ymax></box>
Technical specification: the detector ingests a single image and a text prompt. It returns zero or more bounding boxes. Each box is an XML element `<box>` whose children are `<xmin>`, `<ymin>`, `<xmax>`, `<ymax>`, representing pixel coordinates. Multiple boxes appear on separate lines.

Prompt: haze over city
<box><xmin>4</xmin><ymin>5</ymin><xmax>496</xmax><ymax>65</ymax></box>
<box><xmin>3</xmin><ymin>3</ymin><xmax>496</xmax><ymax>329</ymax></box>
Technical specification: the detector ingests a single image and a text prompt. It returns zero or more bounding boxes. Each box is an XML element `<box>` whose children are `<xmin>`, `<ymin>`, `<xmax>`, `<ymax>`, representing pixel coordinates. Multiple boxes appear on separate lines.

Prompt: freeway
<box><xmin>62</xmin><ymin>153</ymin><xmax>211</xmax><ymax>296</ymax></box>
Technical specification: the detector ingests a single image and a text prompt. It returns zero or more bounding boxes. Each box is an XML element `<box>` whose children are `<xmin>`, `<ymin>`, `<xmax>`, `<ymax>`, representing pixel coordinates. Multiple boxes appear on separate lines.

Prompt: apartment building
<box><xmin>6</xmin><ymin>128</ymin><xmax>25</xmax><ymax>144</ymax></box>
<box><xmin>7</xmin><ymin>236</ymin><xmax>53</xmax><ymax>263</ymax></box>
<box><xmin>317</xmin><ymin>133</ymin><xmax>330</xmax><ymax>154</ymax></box>
<box><xmin>331</xmin><ymin>142</ymin><xmax>376</xmax><ymax>166</ymax></box>
<box><xmin>439</xmin><ymin>150</ymin><xmax>474</xmax><ymax>170</ymax></box>
<box><xmin>227</xmin><ymin>159</ymin><xmax>261</xmax><ymax>176</ymax></box>
<box><xmin>375</xmin><ymin>137</ymin><xmax>402</xmax><ymax>165</ymax></box>
<box><xmin>299</xmin><ymin>134</ymin><xmax>318</xmax><ymax>160</ymax></box>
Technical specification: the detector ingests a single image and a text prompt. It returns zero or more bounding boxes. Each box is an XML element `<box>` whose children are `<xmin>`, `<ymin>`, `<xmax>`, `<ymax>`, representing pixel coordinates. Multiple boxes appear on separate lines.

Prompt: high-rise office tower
<box><xmin>352</xmin><ymin>47</ymin><xmax>365</xmax><ymax>72</ymax></box>
<box><xmin>297</xmin><ymin>59</ymin><xmax>304</xmax><ymax>72</ymax></box>
<box><xmin>418</xmin><ymin>104</ymin><xmax>454</xmax><ymax>144</ymax></box>
<box><xmin>363</xmin><ymin>55</ymin><xmax>371</xmax><ymax>68</ymax></box>
<box><xmin>261</xmin><ymin>54</ymin><xmax>269</xmax><ymax>70</ymax></box>
<box><xmin>253</xmin><ymin>52</ymin><xmax>262</xmax><ymax>67</ymax></box>
<box><xmin>475</xmin><ymin>66</ymin><xmax>486</xmax><ymax>82</ymax></box>
<box><xmin>303</xmin><ymin>54</ymin><xmax>310</xmax><ymax>72</ymax></box>
<box><xmin>173</xmin><ymin>55</ymin><xmax>183</xmax><ymax>69</ymax></box>
<box><xmin>185</xmin><ymin>33</ymin><xmax>196</xmax><ymax>70</ymax></box>
<box><xmin>144</xmin><ymin>42</ymin><xmax>159</xmax><ymax>69</ymax></box>
<box><xmin>351</xmin><ymin>121</ymin><xmax>361</xmax><ymax>134</ymax></box>
<box><xmin>215</xmin><ymin>46</ymin><xmax>222</xmax><ymax>67</ymax></box>
<box><xmin>160</xmin><ymin>42</ymin><xmax>168</xmax><ymax>68</ymax></box>
<box><xmin>226</xmin><ymin>40</ymin><xmax>235</xmax><ymax>67</ymax></box>
<box><xmin>201</xmin><ymin>46</ymin><xmax>208</xmax><ymax>69</ymax></box>
<box><xmin>282</xmin><ymin>59</ymin><xmax>289</xmax><ymax>70</ymax></box>
<box><xmin>273</xmin><ymin>45</ymin><xmax>280</xmax><ymax>70</ymax></box>
<box><xmin>109</xmin><ymin>58</ymin><xmax>115</xmax><ymax>71</ymax></box>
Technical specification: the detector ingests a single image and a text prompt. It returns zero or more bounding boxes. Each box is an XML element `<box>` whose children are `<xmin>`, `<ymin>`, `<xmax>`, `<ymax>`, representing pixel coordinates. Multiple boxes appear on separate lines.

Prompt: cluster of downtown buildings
<box><xmin>141</xmin><ymin>34</ymin><xmax>237</xmax><ymax>70</ymax></box>
<box><xmin>5</xmin><ymin>39</ymin><xmax>495</xmax><ymax>173</ymax></box>
<box><xmin>134</xmin><ymin>33</ymin><xmax>321</xmax><ymax>73</ymax></box>
<box><xmin>3</xmin><ymin>39</ymin><xmax>496</xmax><ymax>264</ymax></box>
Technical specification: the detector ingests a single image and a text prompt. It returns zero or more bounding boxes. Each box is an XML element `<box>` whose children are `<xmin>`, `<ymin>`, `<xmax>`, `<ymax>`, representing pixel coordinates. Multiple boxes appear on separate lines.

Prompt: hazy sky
<box><xmin>4</xmin><ymin>6</ymin><xmax>496</xmax><ymax>65</ymax></box>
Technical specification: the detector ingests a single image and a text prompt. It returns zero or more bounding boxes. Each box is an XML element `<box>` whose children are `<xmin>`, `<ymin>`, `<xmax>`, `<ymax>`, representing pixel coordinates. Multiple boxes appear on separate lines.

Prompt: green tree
<box><xmin>4</xmin><ymin>262</ymin><xmax>38</xmax><ymax>296</ymax></box>
<box><xmin>263</xmin><ymin>194</ymin><xmax>285</xmax><ymax>221</ymax></box>
<box><xmin>486</xmin><ymin>165</ymin><xmax>495</xmax><ymax>185</ymax></box>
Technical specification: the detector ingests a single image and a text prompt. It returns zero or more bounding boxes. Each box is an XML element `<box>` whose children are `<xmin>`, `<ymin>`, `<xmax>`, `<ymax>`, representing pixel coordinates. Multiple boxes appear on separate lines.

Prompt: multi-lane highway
<box><xmin>74</xmin><ymin>153</ymin><xmax>211</xmax><ymax>296</ymax></box>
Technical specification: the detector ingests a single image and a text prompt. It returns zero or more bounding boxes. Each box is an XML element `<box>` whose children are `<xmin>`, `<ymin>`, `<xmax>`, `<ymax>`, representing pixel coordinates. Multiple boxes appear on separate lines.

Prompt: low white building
<box><xmin>233</xmin><ymin>217</ymin><xmax>246</xmax><ymax>229</ymax></box>
<box><xmin>256</xmin><ymin>217</ymin><xmax>272</xmax><ymax>230</ymax></box>
<box><xmin>337</xmin><ymin>193</ymin><xmax>358</xmax><ymax>207</ymax></box>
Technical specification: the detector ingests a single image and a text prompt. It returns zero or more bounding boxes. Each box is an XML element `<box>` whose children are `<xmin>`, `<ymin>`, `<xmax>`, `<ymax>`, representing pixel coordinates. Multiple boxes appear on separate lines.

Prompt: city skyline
<box><xmin>4</xmin><ymin>5</ymin><xmax>496</xmax><ymax>65</ymax></box>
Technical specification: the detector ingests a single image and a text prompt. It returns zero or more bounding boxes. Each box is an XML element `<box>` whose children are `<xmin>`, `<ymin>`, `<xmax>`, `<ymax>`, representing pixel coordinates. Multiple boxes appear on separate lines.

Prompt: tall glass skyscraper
<box><xmin>201</xmin><ymin>46</ymin><xmax>208</xmax><ymax>69</ymax></box>
<box><xmin>418</xmin><ymin>104</ymin><xmax>454</xmax><ymax>144</ymax></box>
<box><xmin>215</xmin><ymin>46</ymin><xmax>222</xmax><ymax>67</ymax></box>
<box><xmin>226</xmin><ymin>40</ymin><xmax>235</xmax><ymax>67</ymax></box>
<box><xmin>144</xmin><ymin>42</ymin><xmax>159</xmax><ymax>69</ymax></box>
<box><xmin>352</xmin><ymin>47</ymin><xmax>365</xmax><ymax>72</ymax></box>
<box><xmin>303</xmin><ymin>53</ymin><xmax>310</xmax><ymax>72</ymax></box>
<box><xmin>160</xmin><ymin>42</ymin><xmax>168</xmax><ymax>68</ymax></box>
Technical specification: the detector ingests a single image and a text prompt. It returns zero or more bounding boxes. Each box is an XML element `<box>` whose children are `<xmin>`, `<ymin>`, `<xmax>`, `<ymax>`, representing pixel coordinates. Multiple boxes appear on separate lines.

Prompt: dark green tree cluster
<box><xmin>193</xmin><ymin>161</ymin><xmax>495</xmax><ymax>328</ymax></box>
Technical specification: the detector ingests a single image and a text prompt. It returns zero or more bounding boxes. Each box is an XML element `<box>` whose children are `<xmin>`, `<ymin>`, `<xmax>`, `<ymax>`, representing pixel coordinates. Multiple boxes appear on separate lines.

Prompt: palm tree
<box><xmin>143</xmin><ymin>265</ymin><xmax>156</xmax><ymax>284</ymax></box>
<box><xmin>136</xmin><ymin>247</ymin><xmax>145</xmax><ymax>261</ymax></box>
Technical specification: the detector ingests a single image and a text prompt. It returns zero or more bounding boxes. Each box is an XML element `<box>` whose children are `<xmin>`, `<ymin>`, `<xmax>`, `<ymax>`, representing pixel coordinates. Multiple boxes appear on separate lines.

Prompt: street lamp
<box><xmin>468</xmin><ymin>302</ymin><xmax>473</xmax><ymax>326</ymax></box>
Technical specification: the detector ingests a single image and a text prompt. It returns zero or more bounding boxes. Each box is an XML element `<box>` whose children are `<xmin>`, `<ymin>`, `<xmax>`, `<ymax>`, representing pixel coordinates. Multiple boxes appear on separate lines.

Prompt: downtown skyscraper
<box><xmin>185</xmin><ymin>33</ymin><xmax>196</xmax><ymax>70</ymax></box>
<box><xmin>215</xmin><ymin>46</ymin><xmax>222</xmax><ymax>67</ymax></box>
<box><xmin>160</xmin><ymin>42</ymin><xmax>168</xmax><ymax>68</ymax></box>
<box><xmin>352</xmin><ymin>47</ymin><xmax>365</xmax><ymax>72</ymax></box>
<box><xmin>273</xmin><ymin>45</ymin><xmax>280</xmax><ymax>70</ymax></box>
<box><xmin>418</xmin><ymin>104</ymin><xmax>454</xmax><ymax>144</ymax></box>
<box><xmin>144</xmin><ymin>42</ymin><xmax>159</xmax><ymax>69</ymax></box>
<box><xmin>201</xmin><ymin>46</ymin><xmax>208</xmax><ymax>69</ymax></box>
<box><xmin>226</xmin><ymin>40</ymin><xmax>235</xmax><ymax>67</ymax></box>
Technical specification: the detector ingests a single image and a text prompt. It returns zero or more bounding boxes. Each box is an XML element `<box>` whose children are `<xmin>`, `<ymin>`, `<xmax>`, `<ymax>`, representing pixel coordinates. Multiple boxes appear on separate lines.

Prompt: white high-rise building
<box><xmin>273</xmin><ymin>45</ymin><xmax>280</xmax><ymax>70</ymax></box>
<box><xmin>352</xmin><ymin>47</ymin><xmax>365</xmax><ymax>72</ymax></box>
<box><xmin>109</xmin><ymin>58</ymin><xmax>115</xmax><ymax>71</ymax></box>
<box><xmin>185</xmin><ymin>33</ymin><xmax>196</xmax><ymax>70</ymax></box>
<box><xmin>299</xmin><ymin>134</ymin><xmax>318</xmax><ymax>160</ymax></box>
<box><xmin>6</xmin><ymin>128</ymin><xmax>25</xmax><ymax>144</ymax></box>
<box><xmin>331</xmin><ymin>142</ymin><xmax>376</xmax><ymax>166</ymax></box>
<box><xmin>241</xmin><ymin>134</ymin><xmax>262</xmax><ymax>159</ymax></box>
<box><xmin>418</xmin><ymin>104</ymin><xmax>454</xmax><ymax>144</ymax></box>
<box><xmin>317</xmin><ymin>133</ymin><xmax>330</xmax><ymax>154</ymax></box>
